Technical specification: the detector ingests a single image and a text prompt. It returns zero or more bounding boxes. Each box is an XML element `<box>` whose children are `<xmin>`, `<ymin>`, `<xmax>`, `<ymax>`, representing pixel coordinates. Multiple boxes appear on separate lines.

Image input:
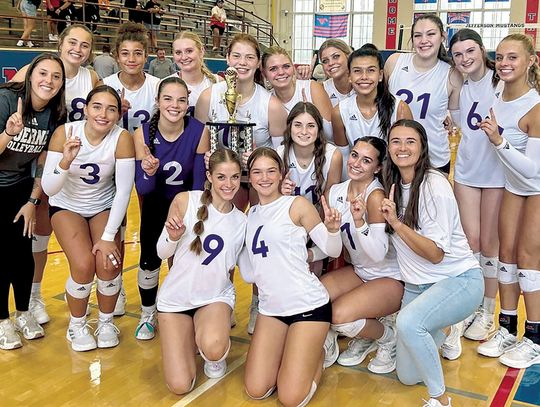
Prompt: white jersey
<box><xmin>493</xmin><ymin>88</ymin><xmax>540</xmax><ymax>195</ymax></box>
<box><xmin>157</xmin><ymin>190</ymin><xmax>247</xmax><ymax>312</ymax></box>
<box><xmin>65</xmin><ymin>66</ymin><xmax>94</xmax><ymax>123</ymax></box>
<box><xmin>276</xmin><ymin>143</ymin><xmax>337</xmax><ymax>204</ymax></box>
<box><xmin>272</xmin><ymin>79</ymin><xmax>312</xmax><ymax>113</ymax></box>
<box><xmin>323</xmin><ymin>78</ymin><xmax>354</xmax><ymax>107</ymax></box>
<box><xmin>245</xmin><ymin>195</ymin><xmax>329</xmax><ymax>316</ymax></box>
<box><xmin>391</xmin><ymin>171</ymin><xmax>479</xmax><ymax>284</ymax></box>
<box><xmin>208</xmin><ymin>81</ymin><xmax>273</xmax><ymax>148</ymax></box>
<box><xmin>48</xmin><ymin>120</ymin><xmax>123</xmax><ymax>217</ymax></box>
<box><xmin>388</xmin><ymin>53</ymin><xmax>451</xmax><ymax>168</ymax></box>
<box><xmin>338</xmin><ymin>93</ymin><xmax>399</xmax><ymax>145</ymax></box>
<box><xmin>165</xmin><ymin>72</ymin><xmax>217</xmax><ymax>111</ymax></box>
<box><xmin>454</xmin><ymin>70</ymin><xmax>505</xmax><ymax>188</ymax></box>
<box><xmin>103</xmin><ymin>72</ymin><xmax>160</xmax><ymax>133</ymax></box>
<box><xmin>329</xmin><ymin>179</ymin><xmax>400</xmax><ymax>281</ymax></box>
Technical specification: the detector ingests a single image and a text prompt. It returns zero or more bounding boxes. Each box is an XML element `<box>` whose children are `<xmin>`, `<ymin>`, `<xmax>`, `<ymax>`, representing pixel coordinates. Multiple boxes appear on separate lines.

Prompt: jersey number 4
<box><xmin>251</xmin><ymin>225</ymin><xmax>269</xmax><ymax>257</ymax></box>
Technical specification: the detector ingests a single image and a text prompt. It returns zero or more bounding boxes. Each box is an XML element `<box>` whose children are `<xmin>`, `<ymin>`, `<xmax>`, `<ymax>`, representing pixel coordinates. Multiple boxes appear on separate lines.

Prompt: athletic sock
<box><xmin>499</xmin><ymin>310</ymin><xmax>518</xmax><ymax>336</ymax></box>
<box><xmin>524</xmin><ymin>320</ymin><xmax>540</xmax><ymax>345</ymax></box>
<box><xmin>482</xmin><ymin>297</ymin><xmax>496</xmax><ymax>314</ymax></box>
<box><xmin>31</xmin><ymin>282</ymin><xmax>41</xmax><ymax>296</ymax></box>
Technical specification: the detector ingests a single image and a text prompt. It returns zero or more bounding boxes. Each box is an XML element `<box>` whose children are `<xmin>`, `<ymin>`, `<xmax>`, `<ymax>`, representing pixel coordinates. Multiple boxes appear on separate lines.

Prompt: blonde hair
<box><xmin>189</xmin><ymin>149</ymin><xmax>242</xmax><ymax>255</ymax></box>
<box><xmin>173</xmin><ymin>31</ymin><xmax>217</xmax><ymax>84</ymax></box>
<box><xmin>318</xmin><ymin>39</ymin><xmax>352</xmax><ymax>60</ymax></box>
<box><xmin>499</xmin><ymin>33</ymin><xmax>540</xmax><ymax>94</ymax></box>
<box><xmin>58</xmin><ymin>24</ymin><xmax>95</xmax><ymax>64</ymax></box>
<box><xmin>261</xmin><ymin>46</ymin><xmax>292</xmax><ymax>70</ymax></box>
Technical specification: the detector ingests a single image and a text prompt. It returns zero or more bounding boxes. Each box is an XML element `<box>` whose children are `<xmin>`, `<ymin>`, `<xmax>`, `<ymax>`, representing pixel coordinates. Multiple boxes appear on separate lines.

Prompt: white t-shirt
<box><xmin>157</xmin><ymin>190</ymin><xmax>247</xmax><ymax>312</ymax></box>
<box><xmin>388</xmin><ymin>53</ymin><xmax>451</xmax><ymax>168</ymax></box>
<box><xmin>329</xmin><ymin>178</ymin><xmax>401</xmax><ymax>281</ymax></box>
<box><xmin>243</xmin><ymin>195</ymin><xmax>329</xmax><ymax>316</ymax></box>
<box><xmin>492</xmin><ymin>88</ymin><xmax>540</xmax><ymax>195</ymax></box>
<box><xmin>276</xmin><ymin>143</ymin><xmax>338</xmax><ymax>204</ymax></box>
<box><xmin>338</xmin><ymin>93</ymin><xmax>399</xmax><ymax>145</ymax></box>
<box><xmin>103</xmin><ymin>72</ymin><xmax>160</xmax><ymax>133</ymax></box>
<box><xmin>272</xmin><ymin>79</ymin><xmax>312</xmax><ymax>113</ymax></box>
<box><xmin>65</xmin><ymin>66</ymin><xmax>94</xmax><ymax>123</ymax></box>
<box><xmin>391</xmin><ymin>170</ymin><xmax>479</xmax><ymax>284</ymax></box>
<box><xmin>48</xmin><ymin>120</ymin><xmax>123</xmax><ymax>217</ymax></box>
<box><xmin>208</xmin><ymin>81</ymin><xmax>273</xmax><ymax>148</ymax></box>
<box><xmin>454</xmin><ymin>70</ymin><xmax>505</xmax><ymax>188</ymax></box>
<box><xmin>323</xmin><ymin>78</ymin><xmax>354</xmax><ymax>107</ymax></box>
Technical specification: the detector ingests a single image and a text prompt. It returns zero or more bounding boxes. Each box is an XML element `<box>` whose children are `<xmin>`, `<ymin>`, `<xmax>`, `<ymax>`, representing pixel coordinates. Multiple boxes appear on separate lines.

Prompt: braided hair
<box><xmin>189</xmin><ymin>148</ymin><xmax>241</xmax><ymax>255</ymax></box>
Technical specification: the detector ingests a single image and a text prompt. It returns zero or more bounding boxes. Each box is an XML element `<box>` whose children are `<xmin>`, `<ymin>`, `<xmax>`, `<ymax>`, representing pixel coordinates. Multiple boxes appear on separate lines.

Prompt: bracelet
<box><xmin>3</xmin><ymin>129</ymin><xmax>17</xmax><ymax>137</ymax></box>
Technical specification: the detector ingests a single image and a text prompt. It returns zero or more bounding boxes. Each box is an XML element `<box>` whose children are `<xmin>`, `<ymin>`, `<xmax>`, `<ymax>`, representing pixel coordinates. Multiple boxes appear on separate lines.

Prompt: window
<box><xmin>413</xmin><ymin>0</ymin><xmax>511</xmax><ymax>50</ymax></box>
<box><xmin>292</xmin><ymin>0</ymin><xmax>374</xmax><ymax>64</ymax></box>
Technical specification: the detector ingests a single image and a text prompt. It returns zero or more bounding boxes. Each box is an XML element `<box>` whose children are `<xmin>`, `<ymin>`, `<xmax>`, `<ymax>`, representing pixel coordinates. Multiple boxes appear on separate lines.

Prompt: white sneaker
<box><xmin>204</xmin><ymin>359</ymin><xmax>227</xmax><ymax>379</ymax></box>
<box><xmin>478</xmin><ymin>327</ymin><xmax>518</xmax><ymax>358</ymax></box>
<box><xmin>53</xmin><ymin>34</ymin><xmax>59</xmax><ymax>41</ymax></box>
<box><xmin>16</xmin><ymin>40</ymin><xmax>24</xmax><ymax>47</ymax></box>
<box><xmin>323</xmin><ymin>329</ymin><xmax>339</xmax><ymax>369</ymax></box>
<box><xmin>135</xmin><ymin>310</ymin><xmax>157</xmax><ymax>340</ymax></box>
<box><xmin>463</xmin><ymin>308</ymin><xmax>495</xmax><ymax>341</ymax></box>
<box><xmin>368</xmin><ymin>330</ymin><xmax>397</xmax><ymax>374</ymax></box>
<box><xmin>113</xmin><ymin>286</ymin><xmax>126</xmax><ymax>316</ymax></box>
<box><xmin>29</xmin><ymin>295</ymin><xmax>50</xmax><ymax>325</ymax></box>
<box><xmin>499</xmin><ymin>337</ymin><xmax>540</xmax><ymax>369</ymax></box>
<box><xmin>441</xmin><ymin>322</ymin><xmax>463</xmax><ymax>360</ymax></box>
<box><xmin>337</xmin><ymin>338</ymin><xmax>378</xmax><ymax>366</ymax></box>
<box><xmin>247</xmin><ymin>303</ymin><xmax>257</xmax><ymax>335</ymax></box>
<box><xmin>462</xmin><ymin>312</ymin><xmax>476</xmax><ymax>332</ymax></box>
<box><xmin>48</xmin><ymin>33</ymin><xmax>55</xmax><ymax>41</ymax></box>
<box><xmin>423</xmin><ymin>397</ymin><xmax>452</xmax><ymax>407</ymax></box>
<box><xmin>26</xmin><ymin>41</ymin><xmax>34</xmax><ymax>48</ymax></box>
<box><xmin>67</xmin><ymin>321</ymin><xmax>97</xmax><ymax>352</ymax></box>
<box><xmin>95</xmin><ymin>318</ymin><xmax>120</xmax><ymax>348</ymax></box>
<box><xmin>0</xmin><ymin>319</ymin><xmax>22</xmax><ymax>350</ymax></box>
<box><xmin>14</xmin><ymin>311</ymin><xmax>45</xmax><ymax>340</ymax></box>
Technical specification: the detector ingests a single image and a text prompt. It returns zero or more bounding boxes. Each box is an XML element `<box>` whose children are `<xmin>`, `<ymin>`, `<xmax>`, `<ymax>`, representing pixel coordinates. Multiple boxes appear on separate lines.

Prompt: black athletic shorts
<box><xmin>273</xmin><ymin>301</ymin><xmax>332</xmax><ymax>326</ymax></box>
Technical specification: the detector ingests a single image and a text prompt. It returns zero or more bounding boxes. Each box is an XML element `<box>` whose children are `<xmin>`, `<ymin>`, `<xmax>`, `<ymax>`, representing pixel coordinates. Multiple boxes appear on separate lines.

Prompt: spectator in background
<box><xmin>17</xmin><ymin>0</ymin><xmax>40</xmax><ymax>48</ymax></box>
<box><xmin>143</xmin><ymin>0</ymin><xmax>164</xmax><ymax>50</ymax></box>
<box><xmin>55</xmin><ymin>0</ymin><xmax>76</xmax><ymax>35</ymax></box>
<box><xmin>93</xmin><ymin>45</ymin><xmax>119</xmax><ymax>79</ymax></box>
<box><xmin>124</xmin><ymin>0</ymin><xmax>144</xmax><ymax>24</ymax></box>
<box><xmin>210</xmin><ymin>0</ymin><xmax>226</xmax><ymax>52</ymax></box>
<box><xmin>46</xmin><ymin>0</ymin><xmax>61</xmax><ymax>42</ymax></box>
<box><xmin>148</xmin><ymin>48</ymin><xmax>176</xmax><ymax>79</ymax></box>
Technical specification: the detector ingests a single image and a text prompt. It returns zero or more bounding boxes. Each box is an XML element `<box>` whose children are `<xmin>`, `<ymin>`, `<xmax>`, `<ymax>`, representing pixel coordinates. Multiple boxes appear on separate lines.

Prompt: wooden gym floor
<box><xmin>2</xmin><ymin>139</ymin><xmax>540</xmax><ymax>407</ymax></box>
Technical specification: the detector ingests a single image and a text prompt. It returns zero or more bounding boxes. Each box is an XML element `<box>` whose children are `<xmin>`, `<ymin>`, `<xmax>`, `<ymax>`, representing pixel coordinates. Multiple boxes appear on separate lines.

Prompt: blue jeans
<box><xmin>395</xmin><ymin>268</ymin><xmax>483</xmax><ymax>397</ymax></box>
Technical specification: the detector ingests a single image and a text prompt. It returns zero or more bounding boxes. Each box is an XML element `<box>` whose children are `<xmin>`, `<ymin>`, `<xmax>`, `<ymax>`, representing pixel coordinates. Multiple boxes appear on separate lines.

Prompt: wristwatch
<box><xmin>28</xmin><ymin>197</ymin><xmax>42</xmax><ymax>206</ymax></box>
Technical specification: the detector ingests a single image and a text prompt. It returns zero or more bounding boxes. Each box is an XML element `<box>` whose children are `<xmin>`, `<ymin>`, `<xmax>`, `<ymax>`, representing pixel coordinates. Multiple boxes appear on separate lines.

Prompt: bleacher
<box><xmin>0</xmin><ymin>0</ymin><xmax>276</xmax><ymax>54</ymax></box>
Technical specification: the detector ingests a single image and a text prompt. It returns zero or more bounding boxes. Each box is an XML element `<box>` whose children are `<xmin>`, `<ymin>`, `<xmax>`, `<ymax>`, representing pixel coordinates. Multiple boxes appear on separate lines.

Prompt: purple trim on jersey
<box><xmin>192</xmin><ymin>153</ymin><xmax>206</xmax><ymax>190</ymax></box>
<box><xmin>142</xmin><ymin>117</ymin><xmax>205</xmax><ymax>200</ymax></box>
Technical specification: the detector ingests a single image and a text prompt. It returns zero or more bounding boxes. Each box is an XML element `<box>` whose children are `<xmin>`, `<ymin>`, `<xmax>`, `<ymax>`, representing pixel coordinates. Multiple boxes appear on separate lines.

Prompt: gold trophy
<box><xmin>207</xmin><ymin>67</ymin><xmax>255</xmax><ymax>158</ymax></box>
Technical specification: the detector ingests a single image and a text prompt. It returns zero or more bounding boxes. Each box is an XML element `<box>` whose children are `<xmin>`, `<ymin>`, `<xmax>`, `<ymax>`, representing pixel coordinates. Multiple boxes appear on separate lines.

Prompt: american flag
<box><xmin>447</xmin><ymin>12</ymin><xmax>471</xmax><ymax>24</ymax></box>
<box><xmin>314</xmin><ymin>14</ymin><xmax>348</xmax><ymax>38</ymax></box>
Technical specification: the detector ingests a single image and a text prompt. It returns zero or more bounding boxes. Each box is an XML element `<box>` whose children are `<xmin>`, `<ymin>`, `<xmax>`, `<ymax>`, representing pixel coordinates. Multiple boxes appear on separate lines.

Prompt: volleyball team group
<box><xmin>1</xmin><ymin>11</ymin><xmax>539</xmax><ymax>407</ymax></box>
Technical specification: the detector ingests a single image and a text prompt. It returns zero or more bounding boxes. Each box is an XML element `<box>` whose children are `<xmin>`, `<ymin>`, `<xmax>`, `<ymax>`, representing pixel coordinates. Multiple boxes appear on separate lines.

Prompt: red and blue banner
<box><xmin>314</xmin><ymin>14</ymin><xmax>349</xmax><ymax>38</ymax></box>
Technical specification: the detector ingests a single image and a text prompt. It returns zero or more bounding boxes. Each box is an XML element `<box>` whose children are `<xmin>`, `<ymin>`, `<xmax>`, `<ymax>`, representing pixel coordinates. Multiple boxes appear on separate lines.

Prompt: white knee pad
<box><xmin>331</xmin><ymin>318</ymin><xmax>366</xmax><ymax>338</ymax></box>
<box><xmin>199</xmin><ymin>339</ymin><xmax>231</xmax><ymax>363</ymax></box>
<box><xmin>481</xmin><ymin>255</ymin><xmax>498</xmax><ymax>278</ymax></box>
<box><xmin>66</xmin><ymin>276</ymin><xmax>93</xmax><ymax>299</ymax></box>
<box><xmin>120</xmin><ymin>225</ymin><xmax>126</xmax><ymax>242</ymax></box>
<box><xmin>32</xmin><ymin>234</ymin><xmax>50</xmax><ymax>253</ymax></box>
<box><xmin>246</xmin><ymin>386</ymin><xmax>275</xmax><ymax>400</ymax></box>
<box><xmin>518</xmin><ymin>269</ymin><xmax>540</xmax><ymax>293</ymax></box>
<box><xmin>137</xmin><ymin>267</ymin><xmax>160</xmax><ymax>290</ymax></box>
<box><xmin>297</xmin><ymin>381</ymin><xmax>317</xmax><ymax>407</ymax></box>
<box><xmin>97</xmin><ymin>274</ymin><xmax>122</xmax><ymax>296</ymax></box>
<box><xmin>498</xmin><ymin>262</ymin><xmax>518</xmax><ymax>284</ymax></box>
